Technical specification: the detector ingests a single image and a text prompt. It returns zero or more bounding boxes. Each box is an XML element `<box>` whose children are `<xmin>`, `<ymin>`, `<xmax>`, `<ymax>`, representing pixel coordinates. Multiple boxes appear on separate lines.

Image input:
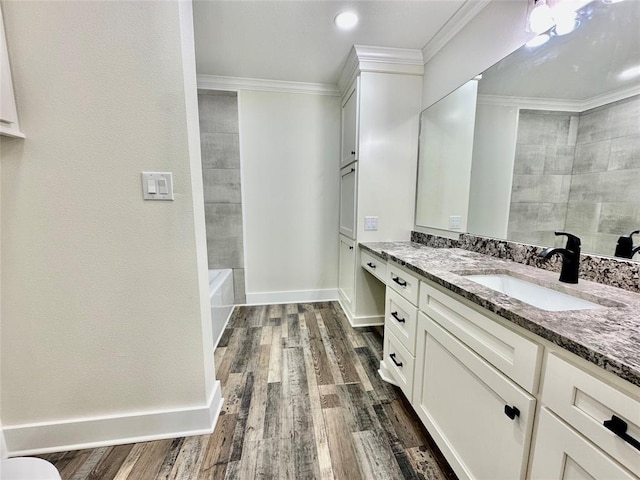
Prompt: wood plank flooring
<box><xmin>39</xmin><ymin>302</ymin><xmax>457</xmax><ymax>480</ymax></box>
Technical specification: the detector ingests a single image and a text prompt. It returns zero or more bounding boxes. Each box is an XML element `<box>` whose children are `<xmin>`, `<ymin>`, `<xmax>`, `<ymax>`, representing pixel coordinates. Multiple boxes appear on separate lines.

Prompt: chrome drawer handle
<box><xmin>366</xmin><ymin>262</ymin><xmax>376</xmax><ymax>269</ymax></box>
<box><xmin>392</xmin><ymin>276</ymin><xmax>407</xmax><ymax>287</ymax></box>
<box><xmin>604</xmin><ymin>415</ymin><xmax>640</xmax><ymax>451</ymax></box>
<box><xmin>391</xmin><ymin>311</ymin><xmax>405</xmax><ymax>323</ymax></box>
<box><xmin>390</xmin><ymin>353</ymin><xmax>403</xmax><ymax>367</ymax></box>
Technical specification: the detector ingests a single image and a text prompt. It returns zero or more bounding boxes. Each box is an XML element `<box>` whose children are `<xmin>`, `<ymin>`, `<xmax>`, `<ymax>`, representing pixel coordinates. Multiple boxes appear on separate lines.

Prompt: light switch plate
<box><xmin>364</xmin><ymin>216</ymin><xmax>378</xmax><ymax>231</ymax></box>
<box><xmin>448</xmin><ymin>215</ymin><xmax>462</xmax><ymax>229</ymax></box>
<box><xmin>142</xmin><ymin>172</ymin><xmax>174</xmax><ymax>201</ymax></box>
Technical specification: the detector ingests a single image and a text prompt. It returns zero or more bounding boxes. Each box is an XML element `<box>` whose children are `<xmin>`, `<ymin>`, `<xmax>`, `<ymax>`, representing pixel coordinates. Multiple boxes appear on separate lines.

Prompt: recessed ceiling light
<box><xmin>335</xmin><ymin>11</ymin><xmax>358</xmax><ymax>30</ymax></box>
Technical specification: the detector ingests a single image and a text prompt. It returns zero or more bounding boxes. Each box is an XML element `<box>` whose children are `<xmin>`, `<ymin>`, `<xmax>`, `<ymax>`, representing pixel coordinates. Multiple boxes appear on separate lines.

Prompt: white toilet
<box><xmin>0</xmin><ymin>457</ymin><xmax>61</xmax><ymax>480</ymax></box>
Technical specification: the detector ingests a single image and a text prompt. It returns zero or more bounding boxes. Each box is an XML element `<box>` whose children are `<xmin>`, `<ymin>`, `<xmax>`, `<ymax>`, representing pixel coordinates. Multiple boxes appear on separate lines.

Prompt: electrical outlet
<box><xmin>364</xmin><ymin>216</ymin><xmax>378</xmax><ymax>231</ymax></box>
<box><xmin>448</xmin><ymin>216</ymin><xmax>462</xmax><ymax>230</ymax></box>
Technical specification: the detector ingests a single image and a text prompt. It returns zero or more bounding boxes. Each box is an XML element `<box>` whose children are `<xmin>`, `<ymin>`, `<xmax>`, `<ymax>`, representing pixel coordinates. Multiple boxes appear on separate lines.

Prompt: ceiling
<box><xmin>478</xmin><ymin>0</ymin><xmax>640</xmax><ymax>101</ymax></box>
<box><xmin>192</xmin><ymin>0</ymin><xmax>474</xmax><ymax>85</ymax></box>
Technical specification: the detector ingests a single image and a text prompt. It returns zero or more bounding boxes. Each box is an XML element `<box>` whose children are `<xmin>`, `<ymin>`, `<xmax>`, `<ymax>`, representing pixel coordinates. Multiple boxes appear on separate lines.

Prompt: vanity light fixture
<box><xmin>529</xmin><ymin>0</ymin><xmax>555</xmax><ymax>34</ymax></box>
<box><xmin>553</xmin><ymin>3</ymin><xmax>580</xmax><ymax>35</ymax></box>
<box><xmin>335</xmin><ymin>11</ymin><xmax>358</xmax><ymax>30</ymax></box>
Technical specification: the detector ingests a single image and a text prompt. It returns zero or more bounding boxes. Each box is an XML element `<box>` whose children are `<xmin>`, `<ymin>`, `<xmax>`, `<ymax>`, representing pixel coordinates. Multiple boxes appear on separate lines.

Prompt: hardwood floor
<box><xmin>40</xmin><ymin>302</ymin><xmax>457</xmax><ymax>480</ymax></box>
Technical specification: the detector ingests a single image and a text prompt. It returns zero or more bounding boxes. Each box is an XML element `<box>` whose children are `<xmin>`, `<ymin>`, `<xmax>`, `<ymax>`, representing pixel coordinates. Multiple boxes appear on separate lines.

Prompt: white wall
<box><xmin>422</xmin><ymin>1</ymin><xmax>533</xmax><ymax>109</ymax></box>
<box><xmin>0</xmin><ymin>0</ymin><xmax>218</xmax><ymax>453</ymax></box>
<box><xmin>238</xmin><ymin>90</ymin><xmax>340</xmax><ymax>303</ymax></box>
<box><xmin>467</xmin><ymin>103</ymin><xmax>519</xmax><ymax>238</ymax></box>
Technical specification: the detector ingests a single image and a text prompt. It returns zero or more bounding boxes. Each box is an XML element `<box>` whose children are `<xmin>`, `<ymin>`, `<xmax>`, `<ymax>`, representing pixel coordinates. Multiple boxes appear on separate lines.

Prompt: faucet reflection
<box><xmin>614</xmin><ymin>230</ymin><xmax>640</xmax><ymax>259</ymax></box>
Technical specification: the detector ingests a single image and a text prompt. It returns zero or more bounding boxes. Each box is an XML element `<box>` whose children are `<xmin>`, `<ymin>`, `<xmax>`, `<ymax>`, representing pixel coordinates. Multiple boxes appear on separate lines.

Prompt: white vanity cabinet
<box><xmin>412</xmin><ymin>279</ymin><xmax>539</xmax><ymax>480</ymax></box>
<box><xmin>529</xmin><ymin>353</ymin><xmax>640</xmax><ymax>479</ymax></box>
<box><xmin>374</xmin><ymin>255</ymin><xmax>640</xmax><ymax>480</ymax></box>
<box><xmin>0</xmin><ymin>4</ymin><xmax>23</xmax><ymax>138</ymax></box>
<box><xmin>336</xmin><ymin>46</ymin><xmax>423</xmax><ymax>326</ymax></box>
<box><xmin>380</xmin><ymin>264</ymin><xmax>421</xmax><ymax>398</ymax></box>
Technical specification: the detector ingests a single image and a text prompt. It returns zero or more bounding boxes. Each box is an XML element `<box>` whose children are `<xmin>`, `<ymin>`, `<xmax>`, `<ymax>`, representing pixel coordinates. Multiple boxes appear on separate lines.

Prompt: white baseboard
<box><xmin>0</xmin><ymin>426</ymin><xmax>7</xmax><ymax>459</ymax></box>
<box><xmin>336</xmin><ymin>300</ymin><xmax>384</xmax><ymax>328</ymax></box>
<box><xmin>245</xmin><ymin>289</ymin><xmax>338</xmax><ymax>305</ymax></box>
<box><xmin>4</xmin><ymin>381</ymin><xmax>223</xmax><ymax>457</ymax></box>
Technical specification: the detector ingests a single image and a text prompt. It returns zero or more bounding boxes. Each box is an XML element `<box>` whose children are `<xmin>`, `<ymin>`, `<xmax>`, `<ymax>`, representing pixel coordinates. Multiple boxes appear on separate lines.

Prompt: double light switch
<box><xmin>142</xmin><ymin>172</ymin><xmax>174</xmax><ymax>201</ymax></box>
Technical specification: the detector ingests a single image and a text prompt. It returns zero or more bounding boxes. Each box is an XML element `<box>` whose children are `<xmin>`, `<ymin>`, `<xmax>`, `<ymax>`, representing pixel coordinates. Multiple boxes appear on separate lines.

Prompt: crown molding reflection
<box><xmin>478</xmin><ymin>83</ymin><xmax>640</xmax><ymax>112</ymax></box>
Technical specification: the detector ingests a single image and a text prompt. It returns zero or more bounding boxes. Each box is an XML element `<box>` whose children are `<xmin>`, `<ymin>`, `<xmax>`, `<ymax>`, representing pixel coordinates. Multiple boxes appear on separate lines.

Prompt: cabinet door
<box><xmin>339</xmin><ymin>164</ymin><xmax>357</xmax><ymax>239</ymax></box>
<box><xmin>413</xmin><ymin>312</ymin><xmax>536</xmax><ymax>480</ymax></box>
<box><xmin>0</xmin><ymin>5</ymin><xmax>23</xmax><ymax>137</ymax></box>
<box><xmin>338</xmin><ymin>235</ymin><xmax>356</xmax><ymax>312</ymax></box>
<box><xmin>529</xmin><ymin>408</ymin><xmax>636</xmax><ymax>480</ymax></box>
<box><xmin>340</xmin><ymin>80</ymin><xmax>358</xmax><ymax>167</ymax></box>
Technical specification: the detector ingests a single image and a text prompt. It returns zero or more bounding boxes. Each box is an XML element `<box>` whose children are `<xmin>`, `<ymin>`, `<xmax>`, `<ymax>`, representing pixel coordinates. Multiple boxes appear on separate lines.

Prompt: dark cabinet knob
<box><xmin>351</xmin><ymin>151</ymin><xmax>356</xmax><ymax>155</ymax></box>
<box><xmin>504</xmin><ymin>405</ymin><xmax>520</xmax><ymax>420</ymax></box>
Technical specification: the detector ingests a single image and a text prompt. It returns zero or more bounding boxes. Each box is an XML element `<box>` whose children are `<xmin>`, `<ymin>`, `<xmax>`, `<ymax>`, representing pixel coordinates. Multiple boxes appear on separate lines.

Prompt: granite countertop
<box><xmin>361</xmin><ymin>241</ymin><xmax>640</xmax><ymax>387</ymax></box>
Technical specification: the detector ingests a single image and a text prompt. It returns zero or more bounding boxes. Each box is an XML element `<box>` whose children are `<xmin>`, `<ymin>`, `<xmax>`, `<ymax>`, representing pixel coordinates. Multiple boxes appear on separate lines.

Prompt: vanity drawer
<box><xmin>386</xmin><ymin>263</ymin><xmax>420</xmax><ymax>305</ymax></box>
<box><xmin>361</xmin><ymin>249</ymin><xmax>386</xmax><ymax>283</ymax></box>
<box><xmin>541</xmin><ymin>353</ymin><xmax>640</xmax><ymax>477</ymax></box>
<box><xmin>383</xmin><ymin>328</ymin><xmax>415</xmax><ymax>400</ymax></box>
<box><xmin>385</xmin><ymin>288</ymin><xmax>418</xmax><ymax>355</ymax></box>
<box><xmin>419</xmin><ymin>280</ymin><xmax>541</xmax><ymax>394</ymax></box>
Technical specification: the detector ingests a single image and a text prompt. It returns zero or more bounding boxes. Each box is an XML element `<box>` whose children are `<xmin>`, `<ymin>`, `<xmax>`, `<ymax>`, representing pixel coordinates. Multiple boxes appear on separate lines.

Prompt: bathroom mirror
<box><xmin>415</xmin><ymin>0</ymin><xmax>640</xmax><ymax>259</ymax></box>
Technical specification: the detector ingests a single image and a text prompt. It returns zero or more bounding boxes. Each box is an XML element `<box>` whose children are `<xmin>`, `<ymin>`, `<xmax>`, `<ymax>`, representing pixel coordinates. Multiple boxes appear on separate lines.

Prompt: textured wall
<box><xmin>507</xmin><ymin>95</ymin><xmax>640</xmax><ymax>256</ymax></box>
<box><xmin>238</xmin><ymin>90</ymin><xmax>340</xmax><ymax>301</ymax></box>
<box><xmin>198</xmin><ymin>92</ymin><xmax>245</xmax><ymax>303</ymax></box>
<box><xmin>508</xmin><ymin>110</ymin><xmax>577</xmax><ymax>247</ymax></box>
<box><xmin>0</xmin><ymin>0</ymin><xmax>214</xmax><ymax>426</ymax></box>
<box><xmin>565</xmin><ymin>95</ymin><xmax>640</xmax><ymax>255</ymax></box>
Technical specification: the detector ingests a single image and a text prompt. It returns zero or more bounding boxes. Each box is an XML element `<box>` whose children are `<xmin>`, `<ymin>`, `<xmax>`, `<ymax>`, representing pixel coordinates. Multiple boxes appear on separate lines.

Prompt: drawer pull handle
<box><xmin>392</xmin><ymin>276</ymin><xmax>407</xmax><ymax>287</ymax></box>
<box><xmin>366</xmin><ymin>262</ymin><xmax>376</xmax><ymax>269</ymax></box>
<box><xmin>390</xmin><ymin>353</ymin><xmax>403</xmax><ymax>367</ymax></box>
<box><xmin>504</xmin><ymin>405</ymin><xmax>520</xmax><ymax>420</ymax></box>
<box><xmin>604</xmin><ymin>415</ymin><xmax>640</xmax><ymax>451</ymax></box>
<box><xmin>391</xmin><ymin>311</ymin><xmax>406</xmax><ymax>323</ymax></box>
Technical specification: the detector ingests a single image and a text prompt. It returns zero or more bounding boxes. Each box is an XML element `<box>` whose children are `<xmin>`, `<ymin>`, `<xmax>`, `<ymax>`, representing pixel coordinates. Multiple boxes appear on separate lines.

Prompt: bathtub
<box><xmin>209</xmin><ymin>269</ymin><xmax>235</xmax><ymax>347</ymax></box>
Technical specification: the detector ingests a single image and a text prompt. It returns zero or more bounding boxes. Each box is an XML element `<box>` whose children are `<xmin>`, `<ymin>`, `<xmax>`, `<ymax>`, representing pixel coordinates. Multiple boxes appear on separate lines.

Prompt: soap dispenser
<box><xmin>614</xmin><ymin>230</ymin><xmax>640</xmax><ymax>259</ymax></box>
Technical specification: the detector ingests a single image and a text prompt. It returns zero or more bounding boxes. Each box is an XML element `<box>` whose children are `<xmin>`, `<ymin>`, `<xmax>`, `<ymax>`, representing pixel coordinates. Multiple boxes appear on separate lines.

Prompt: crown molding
<box><xmin>422</xmin><ymin>0</ymin><xmax>491</xmax><ymax>65</ymax></box>
<box><xmin>477</xmin><ymin>94</ymin><xmax>584</xmax><ymax>112</ymax></box>
<box><xmin>337</xmin><ymin>45</ymin><xmax>424</xmax><ymax>95</ymax></box>
<box><xmin>477</xmin><ymin>84</ymin><xmax>640</xmax><ymax>112</ymax></box>
<box><xmin>197</xmin><ymin>75</ymin><xmax>340</xmax><ymax>96</ymax></box>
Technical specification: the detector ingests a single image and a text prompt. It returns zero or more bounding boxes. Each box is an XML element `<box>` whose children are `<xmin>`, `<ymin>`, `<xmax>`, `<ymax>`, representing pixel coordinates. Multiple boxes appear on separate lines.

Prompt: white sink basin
<box><xmin>465</xmin><ymin>274</ymin><xmax>603</xmax><ymax>312</ymax></box>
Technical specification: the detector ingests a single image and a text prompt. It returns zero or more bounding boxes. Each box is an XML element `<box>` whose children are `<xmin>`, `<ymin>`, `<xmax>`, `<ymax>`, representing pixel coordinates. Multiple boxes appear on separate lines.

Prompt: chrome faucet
<box><xmin>538</xmin><ymin>232</ymin><xmax>581</xmax><ymax>284</ymax></box>
<box><xmin>614</xmin><ymin>230</ymin><xmax>640</xmax><ymax>259</ymax></box>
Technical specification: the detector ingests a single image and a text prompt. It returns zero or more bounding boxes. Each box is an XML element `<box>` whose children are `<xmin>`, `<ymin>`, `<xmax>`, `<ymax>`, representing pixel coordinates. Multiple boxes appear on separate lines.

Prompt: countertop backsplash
<box><xmin>411</xmin><ymin>231</ymin><xmax>640</xmax><ymax>294</ymax></box>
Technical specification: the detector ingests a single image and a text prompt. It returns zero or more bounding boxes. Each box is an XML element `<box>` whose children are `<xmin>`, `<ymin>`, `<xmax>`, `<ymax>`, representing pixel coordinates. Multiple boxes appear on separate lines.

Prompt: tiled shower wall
<box><xmin>198</xmin><ymin>91</ymin><xmax>246</xmax><ymax>303</ymax></box>
<box><xmin>508</xmin><ymin>94</ymin><xmax>640</xmax><ymax>256</ymax></box>
<box><xmin>565</xmin><ymin>95</ymin><xmax>640</xmax><ymax>255</ymax></box>
<box><xmin>508</xmin><ymin>110</ymin><xmax>576</xmax><ymax>248</ymax></box>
